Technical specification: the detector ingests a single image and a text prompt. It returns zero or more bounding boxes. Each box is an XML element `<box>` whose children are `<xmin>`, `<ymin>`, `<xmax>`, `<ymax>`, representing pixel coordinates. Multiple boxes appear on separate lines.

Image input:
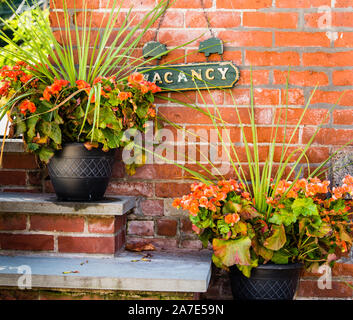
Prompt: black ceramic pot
<box><xmin>47</xmin><ymin>143</ymin><xmax>116</xmax><ymax>201</ymax></box>
<box><xmin>229</xmin><ymin>263</ymin><xmax>303</xmax><ymax>300</ymax></box>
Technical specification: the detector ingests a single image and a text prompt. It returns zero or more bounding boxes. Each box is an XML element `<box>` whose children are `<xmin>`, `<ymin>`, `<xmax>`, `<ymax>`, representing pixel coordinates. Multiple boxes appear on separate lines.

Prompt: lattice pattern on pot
<box><xmin>233</xmin><ymin>277</ymin><xmax>298</xmax><ymax>300</ymax></box>
<box><xmin>48</xmin><ymin>157</ymin><xmax>114</xmax><ymax>178</ymax></box>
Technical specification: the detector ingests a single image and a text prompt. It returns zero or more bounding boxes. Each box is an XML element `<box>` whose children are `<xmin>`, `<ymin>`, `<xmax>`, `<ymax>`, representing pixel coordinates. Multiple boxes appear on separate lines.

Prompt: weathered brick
<box><xmin>58</xmin><ymin>236</ymin><xmax>115</xmax><ymax>254</ymax></box>
<box><xmin>0</xmin><ymin>234</ymin><xmax>54</xmax><ymax>251</ymax></box>
<box><xmin>0</xmin><ymin>214</ymin><xmax>27</xmax><ymax>231</ymax></box>
<box><xmin>0</xmin><ymin>171</ymin><xmax>27</xmax><ymax>186</ymax></box>
<box><xmin>106</xmin><ymin>182</ymin><xmax>153</xmax><ymax>197</ymax></box>
<box><xmin>87</xmin><ymin>216</ymin><xmax>116</xmax><ymax>234</ymax></box>
<box><xmin>156</xmin><ymin>219</ymin><xmax>178</xmax><ymax>237</ymax></box>
<box><xmin>127</xmin><ymin>220</ymin><xmax>154</xmax><ymax>236</ymax></box>
<box><xmin>140</xmin><ymin>199</ymin><xmax>164</xmax><ymax>216</ymax></box>
<box><xmin>276</xmin><ymin>0</ymin><xmax>331</xmax><ymax>8</ymax></box>
<box><xmin>297</xmin><ymin>280</ymin><xmax>353</xmax><ymax>298</ymax></box>
<box><xmin>30</xmin><ymin>215</ymin><xmax>84</xmax><ymax>232</ymax></box>
<box><xmin>245</xmin><ymin>51</ymin><xmax>300</xmax><ymax>66</ymax></box>
<box><xmin>243</xmin><ymin>12</ymin><xmax>298</xmax><ymax>29</ymax></box>
<box><xmin>217</xmin><ymin>0</ymin><xmax>272</xmax><ymax>9</ymax></box>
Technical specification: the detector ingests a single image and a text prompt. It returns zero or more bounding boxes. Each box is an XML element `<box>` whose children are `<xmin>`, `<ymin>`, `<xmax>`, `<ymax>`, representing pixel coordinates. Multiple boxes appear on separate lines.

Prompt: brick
<box><xmin>169</xmin><ymin>91</ymin><xmax>197</xmax><ymax>104</ymax></box>
<box><xmin>181</xmin><ymin>240</ymin><xmax>203</xmax><ymax>249</ymax></box>
<box><xmin>333</xmin><ymin>70</ymin><xmax>353</xmax><ymax>86</ymax></box>
<box><xmin>51</xmin><ymin>0</ymin><xmax>99</xmax><ymax>9</ymax></box>
<box><xmin>282</xmin><ymin>89</ymin><xmax>305</xmax><ymax>105</ymax></box>
<box><xmin>170</xmin><ymin>0</ymin><xmax>212</xmax><ymax>8</ymax></box>
<box><xmin>158</xmin><ymin>30</ymin><xmax>207</xmax><ymax>47</ymax></box>
<box><xmin>0</xmin><ymin>214</ymin><xmax>27</xmax><ymax>231</ymax></box>
<box><xmin>2</xmin><ymin>154</ymin><xmax>38</xmax><ymax>170</ymax></box>
<box><xmin>238</xmin><ymin>70</ymin><xmax>270</xmax><ymax>86</ymax></box>
<box><xmin>275</xmin><ymin>32</ymin><xmax>330</xmax><ymax>47</ymax></box>
<box><xmin>157</xmin><ymin>219</ymin><xmax>178</xmax><ymax>237</ymax></box>
<box><xmin>30</xmin><ymin>215</ymin><xmax>84</xmax><ymax>232</ymax></box>
<box><xmin>306</xmin><ymin>12</ymin><xmax>353</xmax><ymax>28</ymax></box>
<box><xmin>243</xmin><ymin>12</ymin><xmax>298</xmax><ymax>29</ymax></box>
<box><xmin>276</xmin><ymin>0</ymin><xmax>330</xmax><ymax>8</ymax></box>
<box><xmin>303</xmin><ymin>51</ymin><xmax>353</xmax><ymax>67</ymax></box>
<box><xmin>159</xmin><ymin>49</ymin><xmax>185</xmax><ymax>65</ymax></box>
<box><xmin>127</xmin><ymin>220</ymin><xmax>154</xmax><ymax>236</ymax></box>
<box><xmin>74</xmin><ymin>11</ymin><xmax>126</xmax><ymax>28</ymax></box>
<box><xmin>224</xmin><ymin>88</ymin><xmax>280</xmax><ymax>106</ymax></box>
<box><xmin>115</xmin><ymin>230</ymin><xmax>126</xmax><ymax>252</ymax></box>
<box><xmin>114</xmin><ymin>215</ymin><xmax>127</xmax><ymax>232</ymax></box>
<box><xmin>216</xmin><ymin>0</ymin><xmax>272</xmax><ymax>9</ymax></box>
<box><xmin>245</xmin><ymin>51</ymin><xmax>300</xmax><ymax>66</ymax></box>
<box><xmin>197</xmin><ymin>89</ymin><xmax>224</xmax><ymax>105</ymax></box>
<box><xmin>332</xmin><ymin>262</ymin><xmax>353</xmax><ymax>276</ymax></box>
<box><xmin>132</xmin><ymin>164</ymin><xmax>183</xmax><ymax>180</ymax></box>
<box><xmin>49</xmin><ymin>11</ymin><xmax>69</xmax><ymax>28</ymax></box>
<box><xmin>243</xmin><ymin>127</ymin><xmax>299</xmax><ymax>144</ymax></box>
<box><xmin>185</xmin><ymin>125</ymin><xmax>241</xmax><ymax>143</ymax></box>
<box><xmin>310</xmin><ymin>89</ymin><xmax>353</xmax><ymax>106</ymax></box>
<box><xmin>186</xmin><ymin>11</ymin><xmax>241</xmax><ymax>28</ymax></box>
<box><xmin>0</xmin><ymin>234</ymin><xmax>54</xmax><ymax>251</ymax></box>
<box><xmin>335</xmin><ymin>32</ymin><xmax>353</xmax><ymax>48</ymax></box>
<box><xmin>186</xmin><ymin>50</ymin><xmax>242</xmax><ymax>64</ymax></box>
<box><xmin>88</xmin><ymin>217</ymin><xmax>115</xmax><ymax>234</ymax></box>
<box><xmin>112</xmin><ymin>161</ymin><xmax>125</xmax><ymax>179</ymax></box>
<box><xmin>274</xmin><ymin>108</ymin><xmax>330</xmax><ymax>125</ymax></box>
<box><xmin>0</xmin><ymin>171</ymin><xmax>27</xmax><ymax>186</ymax></box>
<box><xmin>303</xmin><ymin>147</ymin><xmax>330</xmax><ymax>163</ymax></box>
<box><xmin>58</xmin><ymin>236</ymin><xmax>115</xmax><ymax>254</ymax></box>
<box><xmin>53</xmin><ymin>30</ymin><xmax>100</xmax><ymax>46</ymax></box>
<box><xmin>334</xmin><ymin>0</ymin><xmax>353</xmax><ymax>7</ymax></box>
<box><xmin>155</xmin><ymin>182</ymin><xmax>191</xmax><ymax>198</ymax></box>
<box><xmin>297</xmin><ymin>280</ymin><xmax>353</xmax><ymax>298</ymax></box>
<box><xmin>302</xmin><ymin>128</ymin><xmax>353</xmax><ymax>146</ymax></box>
<box><xmin>273</xmin><ymin>70</ymin><xmax>329</xmax><ymax>87</ymax></box>
<box><xmin>217</xmin><ymin>31</ymin><xmax>272</xmax><ymax>47</ymax></box>
<box><xmin>333</xmin><ymin>110</ymin><xmax>353</xmax><ymax>125</ymax></box>
<box><xmin>217</xmin><ymin>107</ymin><xmax>273</xmax><ymax>125</ymax></box>
<box><xmin>101</xmin><ymin>0</ymin><xmax>155</xmax><ymax>8</ymax></box>
<box><xmin>106</xmin><ymin>182</ymin><xmax>153</xmax><ymax>197</ymax></box>
<box><xmin>158</xmin><ymin>107</ymin><xmax>213</xmax><ymax>124</ymax></box>
<box><xmin>181</xmin><ymin>218</ymin><xmax>193</xmax><ymax>234</ymax></box>
<box><xmin>140</xmin><ymin>199</ymin><xmax>164</xmax><ymax>216</ymax></box>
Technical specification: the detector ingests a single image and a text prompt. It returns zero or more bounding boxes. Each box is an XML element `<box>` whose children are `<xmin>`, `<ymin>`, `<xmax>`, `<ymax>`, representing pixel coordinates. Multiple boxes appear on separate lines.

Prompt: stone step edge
<box><xmin>0</xmin><ymin>251</ymin><xmax>212</xmax><ymax>293</ymax></box>
<box><xmin>0</xmin><ymin>192</ymin><xmax>136</xmax><ymax>216</ymax></box>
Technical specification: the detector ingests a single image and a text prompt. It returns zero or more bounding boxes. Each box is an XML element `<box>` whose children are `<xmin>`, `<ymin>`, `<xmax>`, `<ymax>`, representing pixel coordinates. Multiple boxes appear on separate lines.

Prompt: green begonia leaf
<box><xmin>212</xmin><ymin>237</ymin><xmax>252</xmax><ymax>267</ymax></box>
<box><xmin>291</xmin><ymin>197</ymin><xmax>318</xmax><ymax>217</ymax></box>
<box><xmin>264</xmin><ymin>224</ymin><xmax>286</xmax><ymax>251</ymax></box>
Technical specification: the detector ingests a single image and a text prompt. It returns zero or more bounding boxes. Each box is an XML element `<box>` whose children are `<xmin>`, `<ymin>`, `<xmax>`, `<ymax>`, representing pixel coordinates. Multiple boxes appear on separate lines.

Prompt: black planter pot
<box><xmin>229</xmin><ymin>263</ymin><xmax>303</xmax><ymax>300</ymax></box>
<box><xmin>47</xmin><ymin>143</ymin><xmax>116</xmax><ymax>201</ymax></box>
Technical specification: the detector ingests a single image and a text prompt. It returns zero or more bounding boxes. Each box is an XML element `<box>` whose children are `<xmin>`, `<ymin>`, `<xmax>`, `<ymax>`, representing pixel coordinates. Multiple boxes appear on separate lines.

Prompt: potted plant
<box><xmin>172</xmin><ymin>176</ymin><xmax>353</xmax><ymax>300</ymax></box>
<box><xmin>149</xmin><ymin>75</ymin><xmax>353</xmax><ymax>300</ymax></box>
<box><xmin>0</xmin><ymin>0</ymin><xmax>171</xmax><ymax>200</ymax></box>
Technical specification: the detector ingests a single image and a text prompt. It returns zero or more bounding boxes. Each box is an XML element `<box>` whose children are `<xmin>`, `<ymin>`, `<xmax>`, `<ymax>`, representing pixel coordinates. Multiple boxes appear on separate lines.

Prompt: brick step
<box><xmin>296</xmin><ymin>261</ymin><xmax>353</xmax><ymax>300</ymax></box>
<box><xmin>0</xmin><ymin>251</ymin><xmax>212</xmax><ymax>297</ymax></box>
<box><xmin>0</xmin><ymin>193</ymin><xmax>135</xmax><ymax>255</ymax></box>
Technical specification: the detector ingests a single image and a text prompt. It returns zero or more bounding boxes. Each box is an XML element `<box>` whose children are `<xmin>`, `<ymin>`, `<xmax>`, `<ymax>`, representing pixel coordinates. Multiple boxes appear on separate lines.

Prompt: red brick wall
<box><xmin>1</xmin><ymin>0</ymin><xmax>353</xmax><ymax>299</ymax></box>
<box><xmin>47</xmin><ymin>0</ymin><xmax>353</xmax><ymax>251</ymax></box>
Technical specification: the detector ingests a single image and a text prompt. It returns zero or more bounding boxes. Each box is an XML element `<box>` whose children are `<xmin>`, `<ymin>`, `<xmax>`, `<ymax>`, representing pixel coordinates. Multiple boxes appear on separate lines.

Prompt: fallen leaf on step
<box><xmin>125</xmin><ymin>241</ymin><xmax>156</xmax><ymax>252</ymax></box>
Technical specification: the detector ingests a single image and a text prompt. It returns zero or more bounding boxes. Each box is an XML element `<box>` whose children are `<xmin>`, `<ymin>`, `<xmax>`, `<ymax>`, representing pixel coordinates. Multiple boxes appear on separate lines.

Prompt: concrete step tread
<box><xmin>0</xmin><ymin>250</ymin><xmax>212</xmax><ymax>293</ymax></box>
<box><xmin>0</xmin><ymin>192</ymin><xmax>135</xmax><ymax>216</ymax></box>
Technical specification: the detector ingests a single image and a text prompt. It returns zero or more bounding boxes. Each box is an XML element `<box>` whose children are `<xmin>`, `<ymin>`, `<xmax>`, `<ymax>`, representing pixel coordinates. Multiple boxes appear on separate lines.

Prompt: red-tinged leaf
<box><xmin>212</xmin><ymin>237</ymin><xmax>252</xmax><ymax>267</ymax></box>
<box><xmin>84</xmin><ymin>141</ymin><xmax>99</xmax><ymax>150</ymax></box>
<box><xmin>125</xmin><ymin>241</ymin><xmax>156</xmax><ymax>252</ymax></box>
<box><xmin>264</xmin><ymin>224</ymin><xmax>286</xmax><ymax>251</ymax></box>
